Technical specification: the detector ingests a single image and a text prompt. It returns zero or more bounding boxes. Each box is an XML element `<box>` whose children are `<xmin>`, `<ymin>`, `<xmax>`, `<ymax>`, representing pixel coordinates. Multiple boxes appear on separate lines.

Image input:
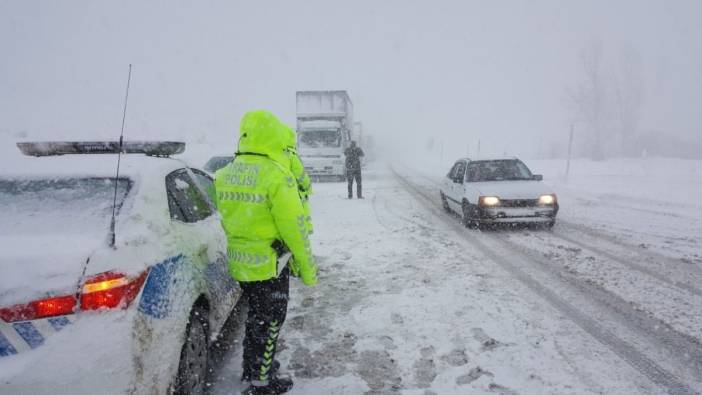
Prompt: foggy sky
<box><xmin>1</xmin><ymin>0</ymin><xmax>701</xmax><ymax>161</ymax></box>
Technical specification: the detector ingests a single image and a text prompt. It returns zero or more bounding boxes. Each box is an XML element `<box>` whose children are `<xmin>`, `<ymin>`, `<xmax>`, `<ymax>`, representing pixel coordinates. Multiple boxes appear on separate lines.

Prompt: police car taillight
<box><xmin>0</xmin><ymin>295</ymin><xmax>77</xmax><ymax>323</ymax></box>
<box><xmin>0</xmin><ymin>271</ymin><xmax>149</xmax><ymax>322</ymax></box>
<box><xmin>80</xmin><ymin>270</ymin><xmax>149</xmax><ymax>311</ymax></box>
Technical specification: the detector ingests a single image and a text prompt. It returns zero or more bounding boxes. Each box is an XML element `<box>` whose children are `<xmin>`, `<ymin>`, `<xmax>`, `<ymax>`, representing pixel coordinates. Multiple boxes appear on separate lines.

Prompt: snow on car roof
<box><xmin>459</xmin><ymin>156</ymin><xmax>519</xmax><ymax>162</ymax></box>
<box><xmin>2</xmin><ymin>149</ymin><xmax>187</xmax><ymax>181</ymax></box>
<box><xmin>0</xmin><ymin>147</ymin><xmax>198</xmax><ymax>306</ymax></box>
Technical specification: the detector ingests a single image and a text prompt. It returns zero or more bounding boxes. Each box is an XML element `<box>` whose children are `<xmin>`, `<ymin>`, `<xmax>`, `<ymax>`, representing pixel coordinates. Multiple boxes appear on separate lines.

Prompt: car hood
<box><xmin>0</xmin><ymin>234</ymin><xmax>95</xmax><ymax>307</ymax></box>
<box><xmin>470</xmin><ymin>180</ymin><xmax>554</xmax><ymax>199</ymax></box>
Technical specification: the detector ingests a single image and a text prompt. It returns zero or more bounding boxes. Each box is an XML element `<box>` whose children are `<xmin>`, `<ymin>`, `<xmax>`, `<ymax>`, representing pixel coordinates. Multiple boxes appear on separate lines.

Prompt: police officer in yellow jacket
<box><xmin>215</xmin><ymin>110</ymin><xmax>317</xmax><ymax>395</ymax></box>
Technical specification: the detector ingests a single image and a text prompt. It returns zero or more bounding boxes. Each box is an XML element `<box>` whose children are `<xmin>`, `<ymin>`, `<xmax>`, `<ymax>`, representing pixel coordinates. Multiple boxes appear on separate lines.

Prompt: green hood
<box><xmin>282</xmin><ymin>123</ymin><xmax>297</xmax><ymax>149</ymax></box>
<box><xmin>237</xmin><ymin>110</ymin><xmax>286</xmax><ymax>157</ymax></box>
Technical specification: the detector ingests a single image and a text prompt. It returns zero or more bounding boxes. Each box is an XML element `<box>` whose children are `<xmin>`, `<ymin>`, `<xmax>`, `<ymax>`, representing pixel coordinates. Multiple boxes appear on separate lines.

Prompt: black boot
<box><xmin>241</xmin><ymin>375</ymin><xmax>294</xmax><ymax>395</ymax></box>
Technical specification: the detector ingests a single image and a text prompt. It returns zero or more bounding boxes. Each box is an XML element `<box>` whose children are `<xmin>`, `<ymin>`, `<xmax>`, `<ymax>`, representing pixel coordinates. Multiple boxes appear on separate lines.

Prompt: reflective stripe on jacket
<box><xmin>287</xmin><ymin>147</ymin><xmax>313</xmax><ymax>234</ymax></box>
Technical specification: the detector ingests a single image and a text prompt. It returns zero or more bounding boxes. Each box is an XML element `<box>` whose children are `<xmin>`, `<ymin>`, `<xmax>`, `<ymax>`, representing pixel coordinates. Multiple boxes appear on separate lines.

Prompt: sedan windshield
<box><xmin>466</xmin><ymin>160</ymin><xmax>533</xmax><ymax>182</ymax></box>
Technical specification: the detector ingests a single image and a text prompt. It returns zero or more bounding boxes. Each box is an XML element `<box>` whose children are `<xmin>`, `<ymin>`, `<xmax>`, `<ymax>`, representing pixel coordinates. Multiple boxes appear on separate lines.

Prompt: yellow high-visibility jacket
<box><xmin>215</xmin><ymin>110</ymin><xmax>317</xmax><ymax>285</ymax></box>
<box><xmin>282</xmin><ymin>124</ymin><xmax>313</xmax><ymax>234</ymax></box>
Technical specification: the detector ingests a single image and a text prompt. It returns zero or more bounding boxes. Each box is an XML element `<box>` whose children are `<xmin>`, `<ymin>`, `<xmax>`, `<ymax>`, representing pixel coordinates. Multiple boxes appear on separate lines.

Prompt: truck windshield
<box><xmin>299</xmin><ymin>130</ymin><xmax>341</xmax><ymax>149</ymax></box>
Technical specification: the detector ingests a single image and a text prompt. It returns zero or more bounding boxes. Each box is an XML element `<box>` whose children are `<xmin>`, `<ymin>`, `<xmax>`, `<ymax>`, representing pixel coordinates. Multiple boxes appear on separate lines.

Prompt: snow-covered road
<box><xmin>210</xmin><ymin>163</ymin><xmax>702</xmax><ymax>395</ymax></box>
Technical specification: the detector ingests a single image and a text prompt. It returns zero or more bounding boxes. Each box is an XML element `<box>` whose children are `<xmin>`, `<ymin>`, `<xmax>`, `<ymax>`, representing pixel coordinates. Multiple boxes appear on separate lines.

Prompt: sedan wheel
<box><xmin>174</xmin><ymin>306</ymin><xmax>209</xmax><ymax>395</ymax></box>
<box><xmin>440</xmin><ymin>192</ymin><xmax>451</xmax><ymax>213</ymax></box>
<box><xmin>461</xmin><ymin>202</ymin><xmax>479</xmax><ymax>229</ymax></box>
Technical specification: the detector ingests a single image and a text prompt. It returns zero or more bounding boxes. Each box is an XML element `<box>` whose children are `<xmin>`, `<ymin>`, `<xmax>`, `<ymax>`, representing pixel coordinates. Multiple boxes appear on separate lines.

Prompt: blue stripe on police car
<box><xmin>138</xmin><ymin>254</ymin><xmax>184</xmax><ymax>319</ymax></box>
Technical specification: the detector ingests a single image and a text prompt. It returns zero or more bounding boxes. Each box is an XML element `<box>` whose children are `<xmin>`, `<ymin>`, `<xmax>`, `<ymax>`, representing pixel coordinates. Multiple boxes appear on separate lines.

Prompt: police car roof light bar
<box><xmin>16</xmin><ymin>141</ymin><xmax>186</xmax><ymax>157</ymax></box>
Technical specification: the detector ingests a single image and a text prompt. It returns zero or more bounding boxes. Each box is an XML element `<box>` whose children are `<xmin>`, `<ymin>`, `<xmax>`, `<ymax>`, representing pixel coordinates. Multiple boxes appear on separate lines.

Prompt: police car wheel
<box><xmin>174</xmin><ymin>305</ymin><xmax>209</xmax><ymax>395</ymax></box>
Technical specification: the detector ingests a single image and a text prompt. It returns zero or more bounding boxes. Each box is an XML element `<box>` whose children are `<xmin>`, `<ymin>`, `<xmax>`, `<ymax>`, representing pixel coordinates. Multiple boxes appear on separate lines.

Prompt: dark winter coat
<box><xmin>344</xmin><ymin>146</ymin><xmax>364</xmax><ymax>171</ymax></box>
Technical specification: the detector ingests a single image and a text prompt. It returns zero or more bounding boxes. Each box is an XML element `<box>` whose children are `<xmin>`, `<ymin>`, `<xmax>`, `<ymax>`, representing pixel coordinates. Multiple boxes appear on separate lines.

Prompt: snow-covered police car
<box><xmin>0</xmin><ymin>141</ymin><xmax>241</xmax><ymax>394</ymax></box>
<box><xmin>440</xmin><ymin>157</ymin><xmax>559</xmax><ymax>228</ymax></box>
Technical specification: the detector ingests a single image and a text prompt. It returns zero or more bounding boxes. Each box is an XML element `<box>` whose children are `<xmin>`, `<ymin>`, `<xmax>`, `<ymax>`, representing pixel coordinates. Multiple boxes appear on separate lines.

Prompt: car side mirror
<box><xmin>532</xmin><ymin>174</ymin><xmax>543</xmax><ymax>181</ymax></box>
<box><xmin>453</xmin><ymin>176</ymin><xmax>463</xmax><ymax>184</ymax></box>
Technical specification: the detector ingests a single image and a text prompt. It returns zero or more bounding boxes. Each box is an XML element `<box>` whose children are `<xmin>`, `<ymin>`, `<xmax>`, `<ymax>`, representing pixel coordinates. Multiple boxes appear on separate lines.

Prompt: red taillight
<box><xmin>35</xmin><ymin>295</ymin><xmax>77</xmax><ymax>317</ymax></box>
<box><xmin>0</xmin><ymin>270</ymin><xmax>149</xmax><ymax>322</ymax></box>
<box><xmin>0</xmin><ymin>295</ymin><xmax>77</xmax><ymax>323</ymax></box>
<box><xmin>80</xmin><ymin>270</ymin><xmax>149</xmax><ymax>311</ymax></box>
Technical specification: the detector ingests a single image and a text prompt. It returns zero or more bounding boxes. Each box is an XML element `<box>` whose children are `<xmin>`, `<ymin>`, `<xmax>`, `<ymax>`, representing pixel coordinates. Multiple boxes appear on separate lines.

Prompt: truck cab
<box><xmin>296</xmin><ymin>90</ymin><xmax>354</xmax><ymax>181</ymax></box>
<box><xmin>297</xmin><ymin>120</ymin><xmax>347</xmax><ymax>180</ymax></box>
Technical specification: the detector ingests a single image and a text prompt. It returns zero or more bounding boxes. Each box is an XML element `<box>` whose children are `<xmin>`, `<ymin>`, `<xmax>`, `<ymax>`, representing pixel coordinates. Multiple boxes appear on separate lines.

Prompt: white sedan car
<box><xmin>440</xmin><ymin>157</ymin><xmax>559</xmax><ymax>228</ymax></box>
<box><xmin>0</xmin><ymin>141</ymin><xmax>241</xmax><ymax>395</ymax></box>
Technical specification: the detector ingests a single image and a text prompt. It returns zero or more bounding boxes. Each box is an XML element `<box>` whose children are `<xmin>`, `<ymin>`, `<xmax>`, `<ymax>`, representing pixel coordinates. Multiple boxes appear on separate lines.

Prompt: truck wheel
<box><xmin>440</xmin><ymin>192</ymin><xmax>451</xmax><ymax>213</ymax></box>
<box><xmin>174</xmin><ymin>305</ymin><xmax>209</xmax><ymax>395</ymax></box>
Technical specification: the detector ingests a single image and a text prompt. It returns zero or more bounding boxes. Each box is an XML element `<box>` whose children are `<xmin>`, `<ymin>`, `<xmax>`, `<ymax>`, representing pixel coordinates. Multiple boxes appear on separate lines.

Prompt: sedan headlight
<box><xmin>538</xmin><ymin>194</ymin><xmax>557</xmax><ymax>205</ymax></box>
<box><xmin>479</xmin><ymin>196</ymin><xmax>500</xmax><ymax>207</ymax></box>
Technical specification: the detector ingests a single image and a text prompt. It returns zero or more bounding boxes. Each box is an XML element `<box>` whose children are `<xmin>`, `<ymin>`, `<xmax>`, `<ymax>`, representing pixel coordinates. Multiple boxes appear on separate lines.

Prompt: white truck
<box><xmin>296</xmin><ymin>90</ymin><xmax>354</xmax><ymax>181</ymax></box>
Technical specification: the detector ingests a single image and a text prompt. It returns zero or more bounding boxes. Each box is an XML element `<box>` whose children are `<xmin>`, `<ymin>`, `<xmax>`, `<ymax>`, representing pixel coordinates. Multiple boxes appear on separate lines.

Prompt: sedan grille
<box><xmin>499</xmin><ymin>199</ymin><xmax>538</xmax><ymax>207</ymax></box>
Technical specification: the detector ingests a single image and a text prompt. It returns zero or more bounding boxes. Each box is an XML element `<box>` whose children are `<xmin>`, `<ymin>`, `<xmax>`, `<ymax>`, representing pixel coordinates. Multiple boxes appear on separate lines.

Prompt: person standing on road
<box><xmin>215</xmin><ymin>110</ymin><xmax>318</xmax><ymax>395</ymax></box>
<box><xmin>344</xmin><ymin>140</ymin><xmax>364</xmax><ymax>199</ymax></box>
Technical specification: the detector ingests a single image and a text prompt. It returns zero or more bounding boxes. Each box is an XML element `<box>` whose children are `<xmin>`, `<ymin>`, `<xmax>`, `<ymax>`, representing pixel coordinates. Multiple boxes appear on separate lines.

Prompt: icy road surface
<box><xmin>210</xmin><ymin>163</ymin><xmax>702</xmax><ymax>395</ymax></box>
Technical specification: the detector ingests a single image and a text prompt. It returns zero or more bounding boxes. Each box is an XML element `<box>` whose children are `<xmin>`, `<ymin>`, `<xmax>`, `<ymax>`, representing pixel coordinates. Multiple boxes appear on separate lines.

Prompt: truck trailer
<box><xmin>296</xmin><ymin>90</ymin><xmax>354</xmax><ymax>181</ymax></box>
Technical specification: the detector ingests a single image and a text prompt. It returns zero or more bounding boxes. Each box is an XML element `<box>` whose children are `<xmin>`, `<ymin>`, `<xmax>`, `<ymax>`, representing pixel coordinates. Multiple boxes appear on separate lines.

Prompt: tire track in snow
<box><xmin>392</xmin><ymin>166</ymin><xmax>701</xmax><ymax>395</ymax></box>
<box><xmin>491</xmin><ymin>231</ymin><xmax>702</xmax><ymax>377</ymax></box>
<box><xmin>556</xmin><ymin>220</ymin><xmax>702</xmax><ymax>278</ymax></box>
<box><xmin>371</xmin><ymin>186</ymin><xmax>434</xmax><ymax>233</ymax></box>
<box><xmin>546</xmin><ymin>231</ymin><xmax>702</xmax><ymax>298</ymax></box>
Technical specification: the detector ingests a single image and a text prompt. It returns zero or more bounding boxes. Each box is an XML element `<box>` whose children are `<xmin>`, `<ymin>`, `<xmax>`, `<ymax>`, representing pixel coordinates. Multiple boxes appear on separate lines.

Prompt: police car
<box><xmin>0</xmin><ymin>141</ymin><xmax>241</xmax><ymax>394</ymax></box>
<box><xmin>440</xmin><ymin>157</ymin><xmax>559</xmax><ymax>228</ymax></box>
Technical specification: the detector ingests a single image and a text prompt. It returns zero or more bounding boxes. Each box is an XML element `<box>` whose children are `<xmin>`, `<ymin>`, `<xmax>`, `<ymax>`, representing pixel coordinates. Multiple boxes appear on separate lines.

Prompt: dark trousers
<box><xmin>347</xmin><ymin>169</ymin><xmax>362</xmax><ymax>198</ymax></box>
<box><xmin>240</xmin><ymin>267</ymin><xmax>289</xmax><ymax>384</ymax></box>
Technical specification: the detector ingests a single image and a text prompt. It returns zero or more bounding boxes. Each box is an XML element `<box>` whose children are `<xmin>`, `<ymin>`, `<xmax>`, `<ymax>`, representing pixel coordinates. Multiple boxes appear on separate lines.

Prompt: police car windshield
<box><xmin>466</xmin><ymin>160</ymin><xmax>533</xmax><ymax>182</ymax></box>
<box><xmin>0</xmin><ymin>178</ymin><xmax>132</xmax><ymax>237</ymax></box>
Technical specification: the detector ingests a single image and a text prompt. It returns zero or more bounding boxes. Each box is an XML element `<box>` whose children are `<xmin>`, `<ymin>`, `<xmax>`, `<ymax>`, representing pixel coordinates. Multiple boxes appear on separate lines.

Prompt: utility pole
<box><xmin>477</xmin><ymin>139</ymin><xmax>481</xmax><ymax>159</ymax></box>
<box><xmin>537</xmin><ymin>136</ymin><xmax>543</xmax><ymax>159</ymax></box>
<box><xmin>440</xmin><ymin>141</ymin><xmax>444</xmax><ymax>167</ymax></box>
<box><xmin>565</xmin><ymin>123</ymin><xmax>574</xmax><ymax>181</ymax></box>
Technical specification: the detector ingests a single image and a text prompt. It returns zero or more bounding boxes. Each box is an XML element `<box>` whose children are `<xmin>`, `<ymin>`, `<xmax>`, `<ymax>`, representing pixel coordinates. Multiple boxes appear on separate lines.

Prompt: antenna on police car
<box><xmin>109</xmin><ymin>64</ymin><xmax>132</xmax><ymax>248</ymax></box>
